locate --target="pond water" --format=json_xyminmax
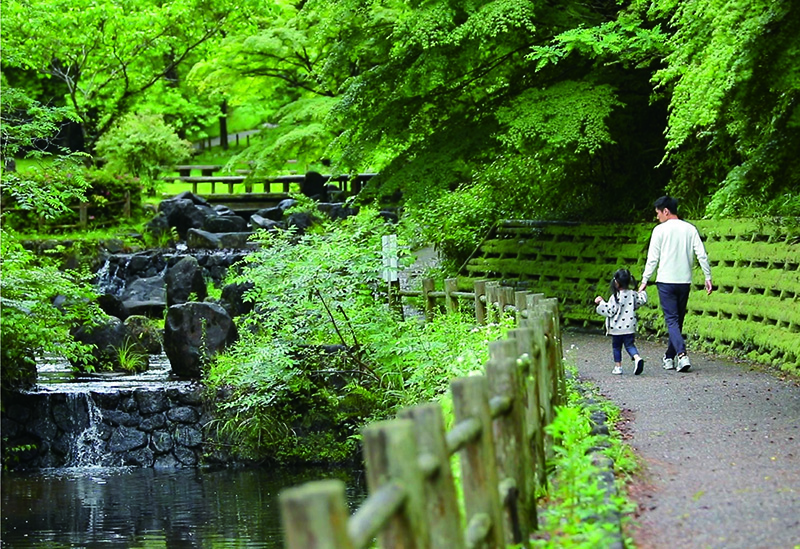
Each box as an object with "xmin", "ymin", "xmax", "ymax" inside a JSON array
[
  {"xmin": 2, "ymin": 355, "xmax": 368, "ymax": 547},
  {"xmin": 2, "ymin": 465, "xmax": 367, "ymax": 548}
]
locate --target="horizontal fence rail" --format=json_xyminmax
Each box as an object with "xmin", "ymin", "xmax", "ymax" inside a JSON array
[
  {"xmin": 161, "ymin": 167, "xmax": 377, "ymax": 196},
  {"xmin": 1, "ymin": 192, "xmax": 132, "ymax": 231},
  {"xmin": 280, "ymin": 289, "xmax": 566, "ymax": 549},
  {"xmin": 396, "ymin": 277, "xmax": 535, "ymax": 326}
]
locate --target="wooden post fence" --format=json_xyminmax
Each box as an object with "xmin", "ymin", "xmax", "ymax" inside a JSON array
[{"xmin": 279, "ymin": 287, "xmax": 565, "ymax": 549}]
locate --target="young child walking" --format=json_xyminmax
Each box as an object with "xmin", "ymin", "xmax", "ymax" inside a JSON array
[{"xmin": 594, "ymin": 269, "xmax": 648, "ymax": 375}]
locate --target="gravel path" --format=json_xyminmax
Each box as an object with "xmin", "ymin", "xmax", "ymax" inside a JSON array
[{"xmin": 563, "ymin": 330, "xmax": 800, "ymax": 549}]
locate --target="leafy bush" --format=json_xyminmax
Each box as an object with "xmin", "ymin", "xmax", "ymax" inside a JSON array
[
  {"xmin": 205, "ymin": 209, "xmax": 512, "ymax": 463},
  {"xmin": 0, "ymin": 230, "xmax": 102, "ymax": 393},
  {"xmin": 2, "ymin": 164, "xmax": 143, "ymax": 232},
  {"xmin": 94, "ymin": 113, "xmax": 192, "ymax": 195}
]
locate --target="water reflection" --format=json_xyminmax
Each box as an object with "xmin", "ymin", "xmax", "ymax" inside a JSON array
[{"xmin": 2, "ymin": 465, "xmax": 367, "ymax": 548}]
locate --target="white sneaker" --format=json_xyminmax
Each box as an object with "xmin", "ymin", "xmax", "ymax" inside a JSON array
[
  {"xmin": 662, "ymin": 356, "xmax": 675, "ymax": 370},
  {"xmin": 676, "ymin": 354, "xmax": 691, "ymax": 372},
  {"xmin": 634, "ymin": 357, "xmax": 644, "ymax": 375},
  {"xmin": 612, "ymin": 366, "xmax": 623, "ymax": 375}
]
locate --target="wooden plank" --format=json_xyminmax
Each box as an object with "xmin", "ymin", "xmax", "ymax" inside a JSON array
[
  {"xmin": 399, "ymin": 403, "xmax": 465, "ymax": 549},
  {"xmin": 451, "ymin": 376, "xmax": 505, "ymax": 548},
  {"xmin": 280, "ymin": 479, "xmax": 354, "ymax": 549},
  {"xmin": 487, "ymin": 339, "xmax": 531, "ymax": 547},
  {"xmin": 362, "ymin": 419, "xmax": 429, "ymax": 548}
]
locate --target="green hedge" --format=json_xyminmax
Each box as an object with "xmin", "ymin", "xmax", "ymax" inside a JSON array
[{"xmin": 460, "ymin": 219, "xmax": 800, "ymax": 375}]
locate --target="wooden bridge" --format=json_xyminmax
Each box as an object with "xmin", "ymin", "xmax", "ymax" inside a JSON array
[{"xmin": 162, "ymin": 165, "xmax": 377, "ymax": 214}]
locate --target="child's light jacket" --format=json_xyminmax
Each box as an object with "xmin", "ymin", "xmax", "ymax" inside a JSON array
[{"xmin": 596, "ymin": 289, "xmax": 648, "ymax": 335}]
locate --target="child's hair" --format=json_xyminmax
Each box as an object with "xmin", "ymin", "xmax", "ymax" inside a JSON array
[{"xmin": 610, "ymin": 269, "xmax": 636, "ymax": 297}]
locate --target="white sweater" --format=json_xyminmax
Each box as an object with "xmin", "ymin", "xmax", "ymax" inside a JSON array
[
  {"xmin": 642, "ymin": 218, "xmax": 712, "ymax": 285},
  {"xmin": 596, "ymin": 289, "xmax": 648, "ymax": 335}
]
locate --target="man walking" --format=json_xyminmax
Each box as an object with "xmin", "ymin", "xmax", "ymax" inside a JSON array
[{"xmin": 639, "ymin": 196, "xmax": 713, "ymax": 372}]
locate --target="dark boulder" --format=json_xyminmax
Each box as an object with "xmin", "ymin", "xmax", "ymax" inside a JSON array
[
  {"xmin": 120, "ymin": 275, "xmax": 167, "ymax": 319},
  {"xmin": 219, "ymin": 281, "xmax": 255, "ymax": 318},
  {"xmin": 158, "ymin": 195, "xmax": 215, "ymax": 240},
  {"xmin": 70, "ymin": 316, "xmax": 128, "ymax": 371},
  {"xmin": 203, "ymin": 214, "xmax": 248, "ymax": 233},
  {"xmin": 124, "ymin": 316, "xmax": 163, "ymax": 354},
  {"xmin": 249, "ymin": 214, "xmax": 283, "ymax": 231},
  {"xmin": 163, "ymin": 302, "xmax": 238, "ymax": 379},
  {"xmin": 254, "ymin": 206, "xmax": 285, "ymax": 222},
  {"xmin": 165, "ymin": 255, "xmax": 206, "ymax": 307},
  {"xmin": 277, "ymin": 198, "xmax": 297, "ymax": 211}
]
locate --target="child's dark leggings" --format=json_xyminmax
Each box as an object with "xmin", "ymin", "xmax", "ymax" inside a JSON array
[{"xmin": 611, "ymin": 333, "xmax": 638, "ymax": 362}]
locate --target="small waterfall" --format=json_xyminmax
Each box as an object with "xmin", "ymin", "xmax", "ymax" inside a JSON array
[
  {"xmin": 67, "ymin": 393, "xmax": 119, "ymax": 467},
  {"xmin": 95, "ymin": 255, "xmax": 131, "ymax": 297}
]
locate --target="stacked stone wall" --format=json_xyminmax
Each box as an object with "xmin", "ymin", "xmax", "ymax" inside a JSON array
[{"xmin": 2, "ymin": 386, "xmax": 208, "ymax": 469}]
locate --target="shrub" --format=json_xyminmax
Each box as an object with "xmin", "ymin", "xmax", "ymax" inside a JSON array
[
  {"xmin": 94, "ymin": 113, "xmax": 192, "ymax": 195},
  {"xmin": 0, "ymin": 230, "xmax": 102, "ymax": 393}
]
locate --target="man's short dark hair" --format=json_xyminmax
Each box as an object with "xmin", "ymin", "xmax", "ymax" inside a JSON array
[{"xmin": 654, "ymin": 196, "xmax": 679, "ymax": 215}]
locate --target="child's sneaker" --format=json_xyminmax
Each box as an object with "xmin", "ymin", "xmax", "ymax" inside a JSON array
[
  {"xmin": 662, "ymin": 356, "xmax": 675, "ymax": 370},
  {"xmin": 612, "ymin": 365, "xmax": 623, "ymax": 375},
  {"xmin": 676, "ymin": 354, "xmax": 691, "ymax": 372},
  {"xmin": 634, "ymin": 357, "xmax": 645, "ymax": 375}
]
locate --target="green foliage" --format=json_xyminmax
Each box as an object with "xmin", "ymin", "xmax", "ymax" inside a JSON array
[
  {"xmin": 3, "ymin": 162, "xmax": 143, "ymax": 233},
  {"xmin": 0, "ymin": 86, "xmax": 80, "ymax": 162},
  {"xmin": 205, "ymin": 210, "xmax": 512, "ymax": 462},
  {"xmin": 94, "ymin": 113, "xmax": 192, "ymax": 195},
  {"xmin": 497, "ymin": 81, "xmax": 623, "ymax": 155},
  {"xmin": 532, "ymin": 371, "xmax": 636, "ymax": 547},
  {"xmin": 1, "ymin": 0, "xmax": 258, "ymax": 147},
  {"xmin": 0, "ymin": 230, "xmax": 102, "ymax": 393},
  {"xmin": 116, "ymin": 339, "xmax": 149, "ymax": 373},
  {"xmin": 1, "ymin": 87, "xmax": 93, "ymax": 225},
  {"xmin": 651, "ymin": 0, "xmax": 800, "ymax": 217}
]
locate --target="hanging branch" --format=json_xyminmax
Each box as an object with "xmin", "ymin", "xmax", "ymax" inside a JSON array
[{"xmin": 314, "ymin": 289, "xmax": 381, "ymax": 383}]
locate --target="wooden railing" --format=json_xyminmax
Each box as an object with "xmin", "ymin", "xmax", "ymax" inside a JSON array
[
  {"xmin": 279, "ymin": 292, "xmax": 566, "ymax": 549},
  {"xmin": 393, "ymin": 277, "xmax": 534, "ymax": 326},
  {"xmin": 161, "ymin": 165, "xmax": 377, "ymax": 196},
  {"xmin": 1, "ymin": 191, "xmax": 132, "ymax": 231}
]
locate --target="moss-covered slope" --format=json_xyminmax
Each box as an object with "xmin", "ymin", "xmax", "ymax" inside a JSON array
[{"xmin": 461, "ymin": 219, "xmax": 800, "ymax": 375}]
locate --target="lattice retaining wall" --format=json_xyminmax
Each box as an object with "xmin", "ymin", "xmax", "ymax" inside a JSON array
[{"xmin": 460, "ymin": 219, "xmax": 800, "ymax": 374}]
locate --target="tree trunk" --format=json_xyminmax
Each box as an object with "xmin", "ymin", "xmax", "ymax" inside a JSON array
[{"xmin": 219, "ymin": 100, "xmax": 229, "ymax": 150}]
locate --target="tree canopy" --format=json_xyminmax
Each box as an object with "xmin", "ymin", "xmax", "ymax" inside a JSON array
[{"xmin": 4, "ymin": 0, "xmax": 798, "ymax": 227}]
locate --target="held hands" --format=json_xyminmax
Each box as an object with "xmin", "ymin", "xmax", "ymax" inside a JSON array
[
  {"xmin": 638, "ymin": 282, "xmax": 647, "ymax": 292},
  {"xmin": 594, "ymin": 296, "xmax": 604, "ymax": 305}
]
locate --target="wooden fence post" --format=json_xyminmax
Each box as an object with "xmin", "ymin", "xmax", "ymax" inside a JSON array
[
  {"xmin": 79, "ymin": 203, "xmax": 88, "ymax": 229},
  {"xmin": 444, "ymin": 278, "xmax": 459, "ymax": 314},
  {"xmin": 451, "ymin": 376, "xmax": 505, "ymax": 549},
  {"xmin": 280, "ymin": 479, "xmax": 355, "ymax": 549},
  {"xmin": 422, "ymin": 278, "xmax": 436, "ymax": 321},
  {"xmin": 514, "ymin": 291, "xmax": 528, "ymax": 325},
  {"xmin": 487, "ymin": 339, "xmax": 531, "ymax": 547},
  {"xmin": 474, "ymin": 280, "xmax": 487, "ymax": 325},
  {"xmin": 526, "ymin": 308, "xmax": 554, "ymax": 430},
  {"xmin": 497, "ymin": 286, "xmax": 509, "ymax": 320},
  {"xmin": 540, "ymin": 299, "xmax": 564, "ymax": 406},
  {"xmin": 509, "ymin": 326, "xmax": 547, "ymax": 493},
  {"xmin": 362, "ymin": 419, "xmax": 429, "ymax": 548},
  {"xmin": 485, "ymin": 282, "xmax": 500, "ymax": 324},
  {"xmin": 399, "ymin": 404, "xmax": 464, "ymax": 549}
]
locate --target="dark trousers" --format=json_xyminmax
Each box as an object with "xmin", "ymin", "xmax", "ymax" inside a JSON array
[
  {"xmin": 611, "ymin": 333, "xmax": 638, "ymax": 363},
  {"xmin": 657, "ymin": 282, "xmax": 691, "ymax": 358}
]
